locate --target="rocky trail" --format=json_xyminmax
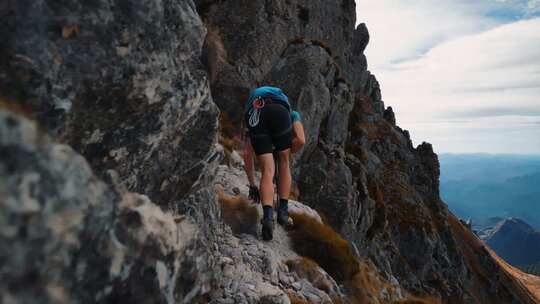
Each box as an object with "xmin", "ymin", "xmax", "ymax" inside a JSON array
[
  {"xmin": 1, "ymin": 0, "xmax": 539, "ymax": 303},
  {"xmin": 0, "ymin": 110, "xmax": 402, "ymax": 303}
]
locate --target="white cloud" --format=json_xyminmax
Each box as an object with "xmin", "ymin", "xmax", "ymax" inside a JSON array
[
  {"xmin": 356, "ymin": 0, "xmax": 498, "ymax": 68},
  {"xmin": 385, "ymin": 18, "xmax": 540, "ymax": 116},
  {"xmin": 355, "ymin": 1, "xmax": 540, "ymax": 154}
]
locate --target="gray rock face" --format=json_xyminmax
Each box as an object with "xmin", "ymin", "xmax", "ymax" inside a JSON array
[
  {"xmin": 263, "ymin": 42, "xmax": 356, "ymax": 232},
  {"xmin": 1, "ymin": 0, "xmax": 219, "ymax": 207},
  {"xmin": 197, "ymin": 0, "xmax": 356, "ymax": 123},
  {"xmin": 0, "ymin": 110, "xmax": 215, "ymax": 304}
]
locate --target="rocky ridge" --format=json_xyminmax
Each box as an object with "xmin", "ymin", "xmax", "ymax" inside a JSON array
[
  {"xmin": 1, "ymin": 0, "xmax": 539, "ymax": 303},
  {"xmin": 1, "ymin": 109, "xmax": 405, "ymax": 303}
]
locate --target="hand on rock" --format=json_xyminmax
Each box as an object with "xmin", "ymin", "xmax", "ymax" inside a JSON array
[{"xmin": 248, "ymin": 185, "xmax": 260, "ymax": 204}]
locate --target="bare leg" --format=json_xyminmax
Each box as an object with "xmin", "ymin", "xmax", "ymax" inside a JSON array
[
  {"xmin": 277, "ymin": 149, "xmax": 291, "ymax": 199},
  {"xmin": 257, "ymin": 153, "xmax": 275, "ymax": 206}
]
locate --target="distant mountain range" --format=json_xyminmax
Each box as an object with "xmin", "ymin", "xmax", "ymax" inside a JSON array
[
  {"xmin": 479, "ymin": 218, "xmax": 540, "ymax": 269},
  {"xmin": 439, "ymin": 154, "xmax": 540, "ymax": 229}
]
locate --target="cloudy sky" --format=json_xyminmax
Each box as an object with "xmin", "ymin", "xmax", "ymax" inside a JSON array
[{"xmin": 355, "ymin": 0, "xmax": 540, "ymax": 154}]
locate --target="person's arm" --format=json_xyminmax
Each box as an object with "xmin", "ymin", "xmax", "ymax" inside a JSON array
[
  {"xmin": 243, "ymin": 135, "xmax": 261, "ymax": 203},
  {"xmin": 292, "ymin": 122, "xmax": 305, "ymax": 153},
  {"xmin": 291, "ymin": 111, "xmax": 305, "ymax": 153},
  {"xmin": 243, "ymin": 136, "xmax": 257, "ymax": 186}
]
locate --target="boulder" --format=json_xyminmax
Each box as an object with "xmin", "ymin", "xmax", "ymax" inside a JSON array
[
  {"xmin": 0, "ymin": 0, "xmax": 219, "ymax": 207},
  {"xmin": 0, "ymin": 109, "xmax": 215, "ymax": 303}
]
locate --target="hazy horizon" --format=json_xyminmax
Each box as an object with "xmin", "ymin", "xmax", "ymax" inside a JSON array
[
  {"xmin": 439, "ymin": 153, "xmax": 540, "ymax": 229},
  {"xmin": 356, "ymin": 0, "xmax": 540, "ymax": 154}
]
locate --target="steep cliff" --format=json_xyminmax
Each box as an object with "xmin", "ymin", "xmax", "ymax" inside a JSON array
[{"xmin": 1, "ymin": 0, "xmax": 538, "ymax": 303}]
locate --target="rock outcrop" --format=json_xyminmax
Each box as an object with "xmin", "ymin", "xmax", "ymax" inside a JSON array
[
  {"xmin": 1, "ymin": 0, "xmax": 539, "ymax": 303},
  {"xmin": 0, "ymin": 109, "xmax": 216, "ymax": 303},
  {"xmin": 1, "ymin": 0, "xmax": 219, "ymax": 207}
]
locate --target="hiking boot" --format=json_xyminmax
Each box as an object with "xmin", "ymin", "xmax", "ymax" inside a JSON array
[
  {"xmin": 277, "ymin": 208, "xmax": 289, "ymax": 226},
  {"xmin": 261, "ymin": 218, "xmax": 273, "ymax": 241}
]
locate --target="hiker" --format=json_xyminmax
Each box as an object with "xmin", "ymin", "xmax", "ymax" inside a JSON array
[{"xmin": 242, "ymin": 86, "xmax": 305, "ymax": 241}]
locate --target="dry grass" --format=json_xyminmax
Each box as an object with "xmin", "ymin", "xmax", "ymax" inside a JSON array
[
  {"xmin": 448, "ymin": 212, "xmax": 540, "ymax": 304},
  {"xmin": 393, "ymin": 296, "xmax": 442, "ymax": 304},
  {"xmin": 289, "ymin": 183, "xmax": 301, "ymax": 201},
  {"xmin": 286, "ymin": 257, "xmax": 333, "ymax": 293},
  {"xmin": 219, "ymin": 135, "xmax": 236, "ymax": 153},
  {"xmin": 288, "ymin": 212, "xmax": 360, "ymax": 283},
  {"xmin": 347, "ymin": 94, "xmax": 401, "ymax": 146},
  {"xmin": 344, "ymin": 260, "xmax": 397, "ymax": 304},
  {"xmin": 289, "ymin": 37, "xmax": 306, "ymax": 45},
  {"xmin": 219, "ymin": 111, "xmax": 237, "ymax": 139},
  {"xmin": 287, "ymin": 211, "xmax": 446, "ymax": 303},
  {"xmin": 486, "ymin": 246, "xmax": 540, "ymax": 303},
  {"xmin": 287, "ymin": 211, "xmax": 388, "ymax": 302},
  {"xmin": 217, "ymin": 190, "xmax": 258, "ymax": 235},
  {"xmin": 0, "ymin": 97, "xmax": 35, "ymax": 119},
  {"xmin": 62, "ymin": 25, "xmax": 79, "ymax": 39},
  {"xmin": 345, "ymin": 261, "xmax": 443, "ymax": 304},
  {"xmin": 202, "ymin": 23, "xmax": 228, "ymax": 84},
  {"xmin": 287, "ymin": 292, "xmax": 311, "ymax": 304},
  {"xmin": 218, "ymin": 111, "xmax": 244, "ymax": 165}
]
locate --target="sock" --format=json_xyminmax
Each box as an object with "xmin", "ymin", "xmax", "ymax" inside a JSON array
[
  {"xmin": 263, "ymin": 205, "xmax": 273, "ymax": 220},
  {"xmin": 279, "ymin": 198, "xmax": 288, "ymax": 211}
]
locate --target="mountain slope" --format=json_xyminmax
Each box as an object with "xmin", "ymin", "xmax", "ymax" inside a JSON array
[
  {"xmin": 439, "ymin": 154, "xmax": 540, "ymax": 229},
  {"xmin": 480, "ymin": 218, "xmax": 540, "ymax": 267}
]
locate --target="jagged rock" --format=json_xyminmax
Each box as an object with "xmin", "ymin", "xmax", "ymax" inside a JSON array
[
  {"xmin": 262, "ymin": 41, "xmax": 357, "ymax": 233},
  {"xmin": 353, "ymin": 23, "xmax": 370, "ymax": 55},
  {"xmin": 0, "ymin": 109, "xmax": 215, "ymax": 303},
  {"xmin": 0, "ymin": 0, "xmax": 220, "ymax": 207},
  {"xmin": 351, "ymin": 23, "xmax": 370, "ymax": 93},
  {"xmin": 267, "ymin": 42, "xmax": 354, "ymax": 150},
  {"xmin": 297, "ymin": 145, "xmax": 356, "ymax": 232},
  {"xmin": 383, "ymin": 106, "xmax": 396, "ymax": 125},
  {"xmin": 198, "ymin": 0, "xmax": 357, "ymax": 124}
]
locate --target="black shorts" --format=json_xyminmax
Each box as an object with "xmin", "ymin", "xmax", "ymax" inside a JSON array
[{"xmin": 245, "ymin": 103, "xmax": 292, "ymax": 155}]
